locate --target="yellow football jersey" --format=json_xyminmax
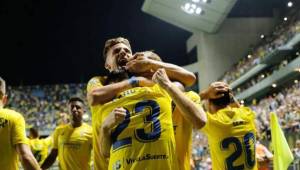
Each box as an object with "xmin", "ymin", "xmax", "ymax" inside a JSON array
[
  {"xmin": 201, "ymin": 106, "xmax": 258, "ymax": 170},
  {"xmin": 97, "ymin": 85, "xmax": 178, "ymax": 170},
  {"xmin": 52, "ymin": 123, "xmax": 93, "ymax": 170},
  {"xmin": 87, "ymin": 76, "xmax": 109, "ymax": 170},
  {"xmin": 173, "ymin": 91, "xmax": 201, "ymax": 170},
  {"xmin": 29, "ymin": 136, "xmax": 52, "ymax": 165},
  {"xmin": 0, "ymin": 108, "xmax": 29, "ymax": 170}
]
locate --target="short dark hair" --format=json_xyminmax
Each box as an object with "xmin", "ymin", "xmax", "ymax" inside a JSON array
[
  {"xmin": 103, "ymin": 37, "xmax": 131, "ymax": 61},
  {"xmin": 29, "ymin": 127, "xmax": 39, "ymax": 138},
  {"xmin": 0, "ymin": 77, "xmax": 6, "ymax": 98},
  {"xmin": 68, "ymin": 97, "xmax": 85, "ymax": 104},
  {"xmin": 210, "ymin": 91, "xmax": 233, "ymax": 107}
]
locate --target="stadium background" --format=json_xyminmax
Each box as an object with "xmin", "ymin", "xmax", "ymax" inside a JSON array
[{"xmin": 1, "ymin": 0, "xmax": 300, "ymax": 169}]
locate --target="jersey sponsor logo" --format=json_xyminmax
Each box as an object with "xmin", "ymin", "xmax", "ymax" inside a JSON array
[
  {"xmin": 125, "ymin": 153, "xmax": 169, "ymax": 165},
  {"xmin": 233, "ymin": 120, "xmax": 245, "ymax": 126},
  {"xmin": 63, "ymin": 142, "xmax": 81, "ymax": 149},
  {"xmin": 0, "ymin": 117, "xmax": 8, "ymax": 128}
]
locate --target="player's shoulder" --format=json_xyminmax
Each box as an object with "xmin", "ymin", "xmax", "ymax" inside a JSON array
[
  {"xmin": 82, "ymin": 123, "xmax": 92, "ymax": 131},
  {"xmin": 87, "ymin": 76, "xmax": 107, "ymax": 92},
  {"xmin": 0, "ymin": 108, "xmax": 24, "ymax": 121},
  {"xmin": 235, "ymin": 106, "xmax": 256, "ymax": 117},
  {"xmin": 87, "ymin": 76, "xmax": 106, "ymax": 86},
  {"xmin": 185, "ymin": 91, "xmax": 200, "ymax": 101},
  {"xmin": 54, "ymin": 124, "xmax": 69, "ymax": 133}
]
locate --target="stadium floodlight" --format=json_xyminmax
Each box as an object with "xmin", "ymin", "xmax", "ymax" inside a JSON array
[
  {"xmin": 260, "ymin": 74, "xmax": 265, "ymax": 78},
  {"xmin": 192, "ymin": 0, "xmax": 200, "ymax": 3},
  {"xmin": 295, "ymin": 80, "xmax": 299, "ymax": 84},
  {"xmin": 181, "ymin": 2, "xmax": 203, "ymax": 15},
  {"xmin": 272, "ymin": 83, "xmax": 277, "ymax": 88},
  {"xmin": 260, "ymin": 34, "xmax": 265, "ymax": 39},
  {"xmin": 195, "ymin": 7, "xmax": 202, "ymax": 14},
  {"xmin": 247, "ymin": 54, "xmax": 252, "ymax": 59},
  {"xmin": 284, "ymin": 17, "xmax": 288, "ymax": 21},
  {"xmin": 287, "ymin": 1, "xmax": 293, "ymax": 7}
]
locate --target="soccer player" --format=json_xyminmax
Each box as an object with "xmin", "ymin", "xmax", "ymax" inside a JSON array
[
  {"xmin": 172, "ymin": 91, "xmax": 203, "ymax": 170},
  {"xmin": 0, "ymin": 77, "xmax": 40, "ymax": 170},
  {"xmin": 87, "ymin": 37, "xmax": 196, "ymax": 170},
  {"xmin": 41, "ymin": 97, "xmax": 92, "ymax": 170},
  {"xmin": 28, "ymin": 128, "xmax": 52, "ymax": 165},
  {"xmin": 199, "ymin": 82, "xmax": 258, "ymax": 170},
  {"xmin": 131, "ymin": 51, "xmax": 204, "ymax": 170},
  {"xmin": 101, "ymin": 68, "xmax": 206, "ymax": 170}
]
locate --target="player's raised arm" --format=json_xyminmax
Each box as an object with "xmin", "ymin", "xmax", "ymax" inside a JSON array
[
  {"xmin": 199, "ymin": 81, "xmax": 230, "ymax": 100},
  {"xmin": 99, "ymin": 107, "xmax": 127, "ymax": 158},
  {"xmin": 87, "ymin": 76, "xmax": 154, "ymax": 106},
  {"xmin": 126, "ymin": 51, "xmax": 196, "ymax": 87},
  {"xmin": 153, "ymin": 68, "xmax": 206, "ymax": 129}
]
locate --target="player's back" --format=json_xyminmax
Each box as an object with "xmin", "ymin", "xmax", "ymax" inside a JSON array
[
  {"xmin": 29, "ymin": 136, "xmax": 52, "ymax": 165},
  {"xmin": 201, "ymin": 106, "xmax": 258, "ymax": 170},
  {"xmin": 0, "ymin": 108, "xmax": 27, "ymax": 170},
  {"xmin": 100, "ymin": 85, "xmax": 178, "ymax": 170}
]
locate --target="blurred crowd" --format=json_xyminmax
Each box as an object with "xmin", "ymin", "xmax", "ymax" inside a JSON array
[
  {"xmin": 222, "ymin": 8, "xmax": 300, "ymax": 85},
  {"xmin": 251, "ymin": 80, "xmax": 300, "ymax": 146},
  {"xmin": 7, "ymin": 84, "xmax": 88, "ymax": 132},
  {"xmin": 233, "ymin": 53, "xmax": 299, "ymax": 94}
]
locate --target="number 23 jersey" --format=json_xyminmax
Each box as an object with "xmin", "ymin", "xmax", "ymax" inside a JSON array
[
  {"xmin": 201, "ymin": 106, "xmax": 258, "ymax": 170},
  {"xmin": 100, "ymin": 85, "xmax": 178, "ymax": 170}
]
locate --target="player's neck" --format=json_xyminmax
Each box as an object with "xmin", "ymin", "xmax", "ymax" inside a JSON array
[
  {"xmin": 71, "ymin": 121, "xmax": 82, "ymax": 128},
  {"xmin": 210, "ymin": 105, "xmax": 227, "ymax": 114}
]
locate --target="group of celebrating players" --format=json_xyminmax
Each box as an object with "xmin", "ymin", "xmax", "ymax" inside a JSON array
[{"xmin": 0, "ymin": 37, "xmax": 257, "ymax": 170}]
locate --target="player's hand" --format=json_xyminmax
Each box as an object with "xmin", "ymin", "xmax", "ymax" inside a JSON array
[
  {"xmin": 104, "ymin": 107, "xmax": 127, "ymax": 130},
  {"xmin": 125, "ymin": 52, "xmax": 155, "ymax": 73},
  {"xmin": 152, "ymin": 68, "xmax": 172, "ymax": 89},
  {"xmin": 136, "ymin": 76, "xmax": 155, "ymax": 87},
  {"xmin": 256, "ymin": 155, "xmax": 265, "ymax": 162},
  {"xmin": 200, "ymin": 81, "xmax": 231, "ymax": 99}
]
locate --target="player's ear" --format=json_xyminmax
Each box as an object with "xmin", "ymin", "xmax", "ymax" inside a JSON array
[
  {"xmin": 105, "ymin": 63, "xmax": 111, "ymax": 71},
  {"xmin": 2, "ymin": 95, "xmax": 7, "ymax": 106}
]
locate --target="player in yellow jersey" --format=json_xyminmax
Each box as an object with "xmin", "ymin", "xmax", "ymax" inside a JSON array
[
  {"xmin": 169, "ymin": 84, "xmax": 205, "ymax": 170},
  {"xmin": 41, "ymin": 97, "xmax": 92, "ymax": 170},
  {"xmin": 199, "ymin": 82, "xmax": 258, "ymax": 170},
  {"xmin": 87, "ymin": 37, "xmax": 196, "ymax": 170},
  {"xmin": 127, "ymin": 52, "xmax": 205, "ymax": 170},
  {"xmin": 100, "ymin": 68, "xmax": 207, "ymax": 170},
  {"xmin": 28, "ymin": 128, "xmax": 52, "ymax": 165},
  {"xmin": 0, "ymin": 77, "xmax": 40, "ymax": 170}
]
